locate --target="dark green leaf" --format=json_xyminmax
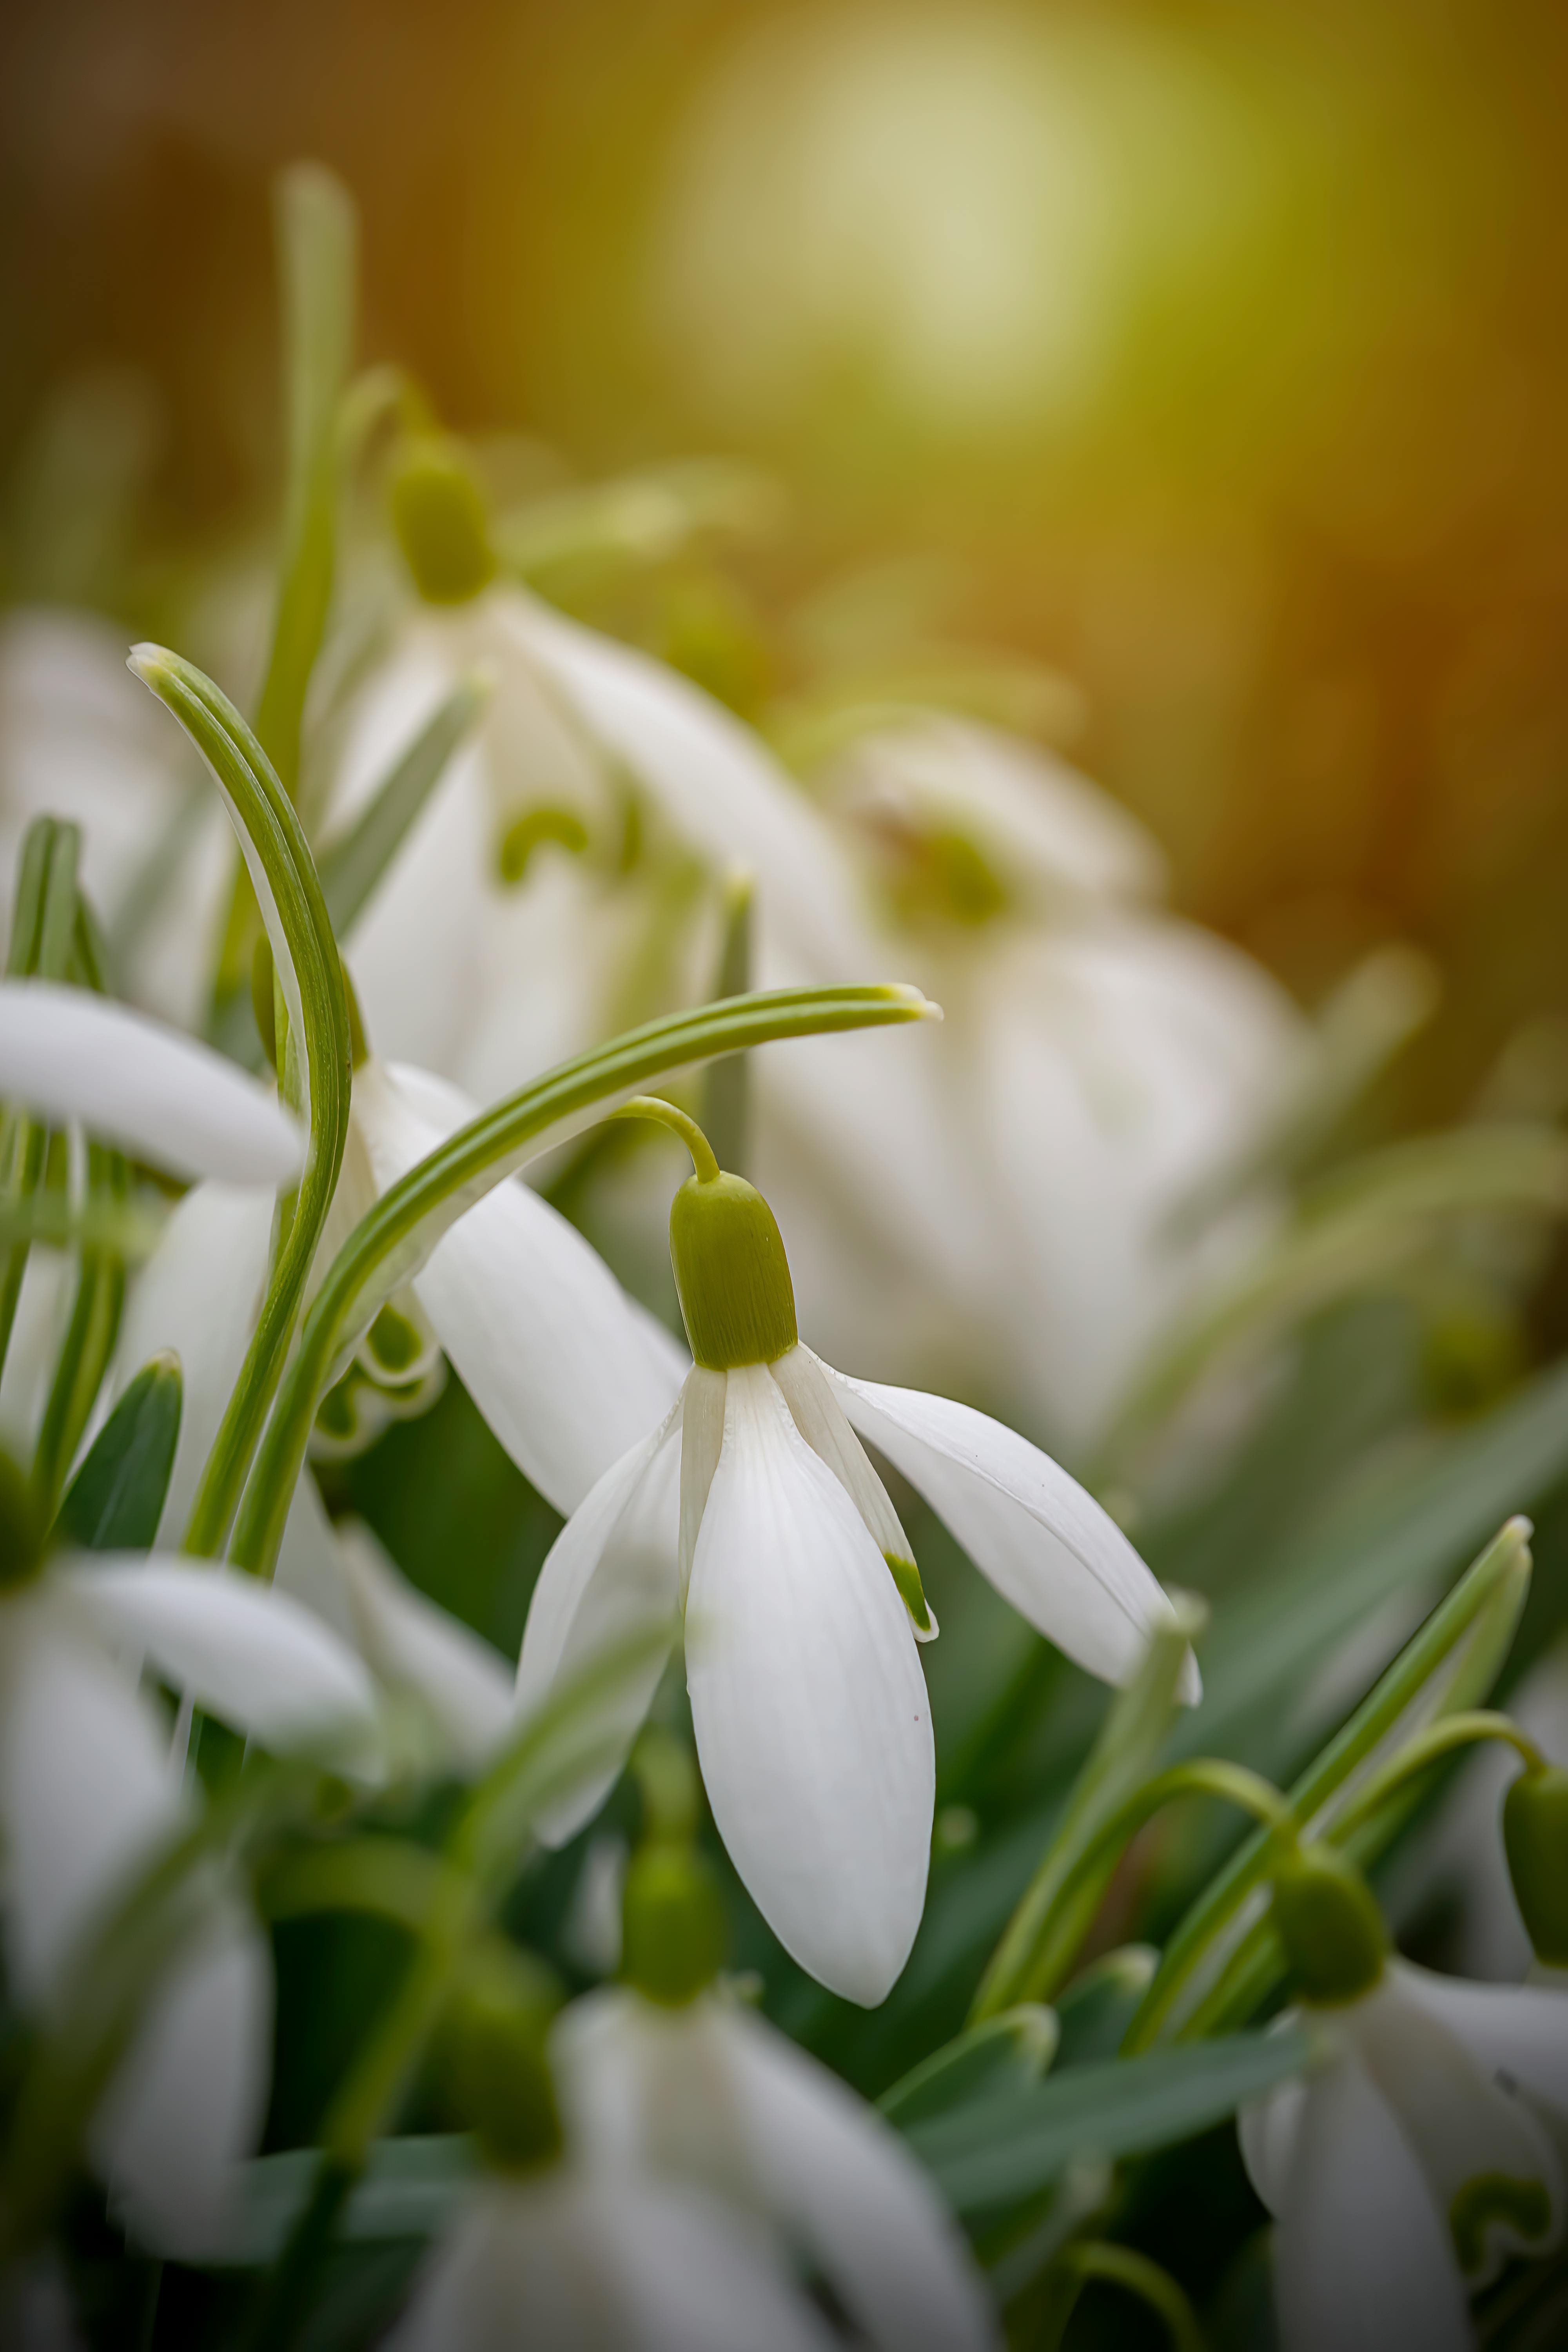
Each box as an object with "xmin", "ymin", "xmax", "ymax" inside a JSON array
[
  {"xmin": 318, "ymin": 674, "xmax": 489, "ymax": 941},
  {"xmin": 880, "ymin": 2004, "xmax": 1057, "ymax": 2128},
  {"xmin": 54, "ymin": 1352, "xmax": 181, "ymax": 1552}
]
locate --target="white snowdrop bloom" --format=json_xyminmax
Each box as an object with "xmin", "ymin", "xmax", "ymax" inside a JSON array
[
  {"xmin": 0, "ymin": 980, "xmax": 303, "ymax": 1187},
  {"xmin": 388, "ymin": 2168, "xmax": 837, "ymax": 2352},
  {"xmin": 555, "ymin": 1986, "xmax": 997, "ymax": 2352},
  {"xmin": 0, "ymin": 1515, "xmax": 381, "ymax": 2256},
  {"xmin": 0, "ymin": 609, "xmax": 231, "ymax": 1031},
  {"xmin": 516, "ymin": 1109, "xmax": 1196, "ymax": 2005},
  {"xmin": 1238, "ymin": 1848, "xmax": 1566, "ymax": 2352},
  {"xmin": 330, "ymin": 1515, "xmax": 515, "ymax": 1774}
]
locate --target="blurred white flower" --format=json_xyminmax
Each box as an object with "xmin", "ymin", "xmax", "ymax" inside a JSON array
[
  {"xmin": 555, "ymin": 1984, "xmax": 997, "ymax": 2352},
  {"xmin": 516, "ymin": 1150, "xmax": 1194, "ymax": 2005},
  {"xmin": 0, "ymin": 1544, "xmax": 379, "ymax": 2256},
  {"xmin": 1240, "ymin": 1959, "xmax": 1567, "ymax": 2350}
]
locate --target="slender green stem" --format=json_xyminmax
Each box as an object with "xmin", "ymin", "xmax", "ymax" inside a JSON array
[
  {"xmin": 1049, "ymin": 2243, "xmax": 1207, "ymax": 2352},
  {"xmin": 1123, "ymin": 1517, "xmax": 1532, "ymax": 2053},
  {"xmin": 700, "ymin": 868, "xmax": 754, "ymax": 1174},
  {"xmin": 131, "ymin": 650, "xmax": 352, "ymax": 1557},
  {"xmin": 229, "ymin": 983, "xmax": 934, "ymax": 1578},
  {"xmin": 1331, "ymin": 1710, "xmax": 1543, "ymax": 1842},
  {"xmin": 611, "ymin": 1094, "xmax": 721, "ymax": 1181},
  {"xmin": 0, "ymin": 821, "xmax": 82, "ymax": 1377}
]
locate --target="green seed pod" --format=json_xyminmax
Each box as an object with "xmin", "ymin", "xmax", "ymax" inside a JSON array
[
  {"xmin": 390, "ymin": 434, "xmax": 496, "ymax": 606},
  {"xmin": 0, "ymin": 1446, "xmax": 44, "ymax": 1589},
  {"xmin": 439, "ymin": 1944, "xmax": 564, "ymax": 2173},
  {"xmin": 668, "ymin": 1171, "xmax": 797, "ymax": 1370},
  {"xmin": 1271, "ymin": 1846, "xmax": 1388, "ymax": 2005},
  {"xmin": 1503, "ymin": 1766, "xmax": 1568, "ymax": 1969},
  {"xmin": 622, "ymin": 1841, "xmax": 728, "ymax": 2007}
]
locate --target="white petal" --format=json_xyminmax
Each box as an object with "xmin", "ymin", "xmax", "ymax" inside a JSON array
[
  {"xmin": 553, "ymin": 1987, "xmax": 759, "ymax": 2196},
  {"xmin": 1272, "ymin": 2053, "xmax": 1474, "ymax": 2352},
  {"xmin": 1392, "ymin": 1961, "xmax": 1568, "ymax": 2125},
  {"xmin": 59, "ymin": 1558, "xmax": 381, "ymax": 1773},
  {"xmin": 1347, "ymin": 1971, "xmax": 1562, "ymax": 2285},
  {"xmin": 768, "ymin": 1345, "xmax": 924, "ymax": 1628},
  {"xmin": 686, "ymin": 1364, "xmax": 933, "ymax": 2005},
  {"xmin": 679, "ymin": 1366, "xmax": 726, "ymax": 1605},
  {"xmin": 109, "ymin": 1180, "xmax": 275, "ymax": 1543},
  {"xmin": 721, "ymin": 2002, "xmax": 997, "ymax": 2352},
  {"xmin": 273, "ymin": 1463, "xmax": 361, "ymax": 1647},
  {"xmin": 822, "ymin": 1358, "xmax": 1200, "ymax": 1702},
  {"xmin": 0, "ymin": 1597, "xmax": 184, "ymax": 2004},
  {"xmin": 1237, "ymin": 2050, "xmax": 1310, "ymax": 2218},
  {"xmin": 357, "ymin": 1059, "xmax": 684, "ymax": 1515},
  {"xmin": 0, "ymin": 981, "xmax": 302, "ymax": 1185},
  {"xmin": 514, "ymin": 1401, "xmax": 683, "ymax": 1845},
  {"xmin": 334, "ymin": 1517, "xmax": 514, "ymax": 1771},
  {"xmin": 91, "ymin": 1895, "xmax": 272, "ymax": 2261}
]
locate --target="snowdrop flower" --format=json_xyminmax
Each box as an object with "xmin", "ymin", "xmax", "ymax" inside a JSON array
[
  {"xmin": 0, "ymin": 1463, "xmax": 379, "ymax": 2257},
  {"xmin": 517, "ymin": 1100, "xmax": 1196, "ymax": 2005},
  {"xmin": 553, "ymin": 1821, "xmax": 997, "ymax": 2352},
  {"xmin": 387, "ymin": 1942, "xmax": 839, "ymax": 2352},
  {"xmin": 0, "ymin": 980, "xmax": 302, "ymax": 1188},
  {"xmin": 1239, "ymin": 1846, "xmax": 1566, "ymax": 2352}
]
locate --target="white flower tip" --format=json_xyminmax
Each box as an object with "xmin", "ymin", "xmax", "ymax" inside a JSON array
[
  {"xmin": 125, "ymin": 642, "xmax": 171, "ymax": 688},
  {"xmin": 886, "ymin": 982, "xmax": 943, "ymax": 1022},
  {"xmin": 1504, "ymin": 1514, "xmax": 1535, "ymax": 1547}
]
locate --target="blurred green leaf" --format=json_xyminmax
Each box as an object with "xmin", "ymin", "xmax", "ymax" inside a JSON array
[
  {"xmin": 53, "ymin": 1352, "xmax": 181, "ymax": 1552},
  {"xmin": 880, "ymin": 2004, "xmax": 1058, "ymax": 2128},
  {"xmin": 902, "ymin": 2031, "xmax": 1310, "ymax": 2215}
]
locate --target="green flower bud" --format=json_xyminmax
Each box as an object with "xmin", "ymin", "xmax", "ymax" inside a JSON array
[
  {"xmin": 0, "ymin": 1447, "xmax": 44, "ymax": 1589},
  {"xmin": 1271, "ymin": 1846, "xmax": 1387, "ymax": 2005},
  {"xmin": 390, "ymin": 435, "xmax": 496, "ymax": 606},
  {"xmin": 669, "ymin": 1170, "xmax": 797, "ymax": 1371},
  {"xmin": 438, "ymin": 1944, "xmax": 563, "ymax": 2173},
  {"xmin": 1503, "ymin": 1765, "xmax": 1568, "ymax": 1968},
  {"xmin": 622, "ymin": 1840, "xmax": 728, "ymax": 2007}
]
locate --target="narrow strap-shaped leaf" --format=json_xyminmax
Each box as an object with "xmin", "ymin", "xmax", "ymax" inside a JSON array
[
  {"xmin": 230, "ymin": 982, "xmax": 937, "ymax": 1579},
  {"xmin": 316, "ymin": 673, "xmax": 490, "ymax": 940},
  {"xmin": 31, "ymin": 1139, "xmax": 127, "ymax": 1515},
  {"xmin": 899, "ymin": 2030, "xmax": 1310, "ymax": 2214},
  {"xmin": 53, "ymin": 1352, "xmax": 182, "ymax": 1552},
  {"xmin": 0, "ymin": 821, "xmax": 81, "ymax": 1377},
  {"xmin": 698, "ymin": 867, "xmax": 753, "ymax": 1176},
  {"xmin": 130, "ymin": 648, "xmax": 352, "ymax": 1556},
  {"xmin": 880, "ymin": 2005, "xmax": 1058, "ymax": 2127}
]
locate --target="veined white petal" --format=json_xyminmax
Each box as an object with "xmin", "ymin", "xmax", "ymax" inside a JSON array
[
  {"xmin": 0, "ymin": 981, "xmax": 302, "ymax": 1185},
  {"xmin": 388, "ymin": 2171, "xmax": 833, "ymax": 2352},
  {"xmin": 91, "ymin": 1895, "xmax": 272, "ymax": 2262},
  {"xmin": 768, "ymin": 1346, "xmax": 927, "ymax": 1633},
  {"xmin": 356, "ymin": 1059, "xmax": 684, "ymax": 1515},
  {"xmin": 821, "ymin": 1358, "xmax": 1199, "ymax": 1702},
  {"xmin": 686, "ymin": 1363, "xmax": 933, "ymax": 2005},
  {"xmin": 1272, "ymin": 2052, "xmax": 1473, "ymax": 2352},
  {"xmin": 679, "ymin": 1366, "xmax": 726, "ymax": 1606},
  {"xmin": 514, "ymin": 1401, "xmax": 684, "ymax": 1846},
  {"xmin": 554, "ymin": 1989, "xmax": 759, "ymax": 2202},
  {"xmin": 0, "ymin": 1596, "xmax": 184, "ymax": 2005},
  {"xmin": 720, "ymin": 2001, "xmax": 997, "ymax": 2352},
  {"xmin": 274, "ymin": 1465, "xmax": 360, "ymax": 1646},
  {"xmin": 1237, "ymin": 2040, "xmax": 1312, "ymax": 2218},
  {"xmin": 59, "ymin": 1559, "xmax": 381, "ymax": 1775},
  {"xmin": 334, "ymin": 1517, "xmax": 513, "ymax": 1771},
  {"xmin": 109, "ymin": 1180, "xmax": 276, "ymax": 1543},
  {"xmin": 1385, "ymin": 1960, "xmax": 1568, "ymax": 2155},
  {"xmin": 1347, "ymin": 1971, "xmax": 1561, "ymax": 2285}
]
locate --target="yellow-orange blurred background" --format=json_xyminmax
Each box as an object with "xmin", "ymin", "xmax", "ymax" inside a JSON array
[{"xmin": 4, "ymin": 0, "xmax": 1568, "ymax": 1123}]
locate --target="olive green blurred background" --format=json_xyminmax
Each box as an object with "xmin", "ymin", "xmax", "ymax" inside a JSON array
[{"xmin": 4, "ymin": 0, "xmax": 1567, "ymax": 1120}]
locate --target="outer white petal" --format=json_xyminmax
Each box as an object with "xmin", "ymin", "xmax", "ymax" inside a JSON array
[
  {"xmin": 720, "ymin": 2002, "xmax": 997, "ymax": 2352},
  {"xmin": 334, "ymin": 1517, "xmax": 514, "ymax": 1770},
  {"xmin": 108, "ymin": 1179, "xmax": 275, "ymax": 1542},
  {"xmin": 1272, "ymin": 2053, "xmax": 1474, "ymax": 2352},
  {"xmin": 0, "ymin": 981, "xmax": 302, "ymax": 1185},
  {"xmin": 554, "ymin": 1988, "xmax": 758, "ymax": 2198},
  {"xmin": 1389, "ymin": 1959, "xmax": 1568, "ymax": 2137},
  {"xmin": 356, "ymin": 1059, "xmax": 684, "ymax": 1515},
  {"xmin": 90, "ymin": 1895, "xmax": 272, "ymax": 2261},
  {"xmin": 822, "ymin": 1358, "xmax": 1200, "ymax": 1701},
  {"xmin": 686, "ymin": 1364, "xmax": 933, "ymax": 2005},
  {"xmin": 1347, "ymin": 1972, "xmax": 1562, "ymax": 2284},
  {"xmin": 0, "ymin": 1596, "xmax": 183, "ymax": 2002},
  {"xmin": 1237, "ymin": 2059, "xmax": 1310, "ymax": 2218},
  {"xmin": 678, "ymin": 1365, "xmax": 726, "ymax": 1604},
  {"xmin": 387, "ymin": 2171, "xmax": 832, "ymax": 2352},
  {"xmin": 59, "ymin": 1558, "xmax": 381, "ymax": 1772},
  {"xmin": 514, "ymin": 1401, "xmax": 684, "ymax": 1845},
  {"xmin": 768, "ymin": 1345, "xmax": 917, "ymax": 1586}
]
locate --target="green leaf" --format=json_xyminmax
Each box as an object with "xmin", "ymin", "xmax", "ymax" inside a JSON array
[
  {"xmin": 901, "ymin": 2031, "xmax": 1310, "ymax": 2215},
  {"xmin": 698, "ymin": 868, "xmax": 754, "ymax": 1177},
  {"xmin": 0, "ymin": 819, "xmax": 82, "ymax": 1376},
  {"xmin": 230, "ymin": 982, "xmax": 937, "ymax": 1578},
  {"xmin": 1052, "ymin": 1946, "xmax": 1160, "ymax": 2069},
  {"xmin": 53, "ymin": 1353, "xmax": 181, "ymax": 1552},
  {"xmin": 253, "ymin": 162, "xmax": 358, "ymax": 798},
  {"xmin": 224, "ymin": 2137, "xmax": 474, "ymax": 2265},
  {"xmin": 880, "ymin": 2005, "xmax": 1058, "ymax": 2128},
  {"xmin": 317, "ymin": 673, "xmax": 490, "ymax": 942},
  {"xmin": 129, "ymin": 648, "xmax": 352, "ymax": 1557}
]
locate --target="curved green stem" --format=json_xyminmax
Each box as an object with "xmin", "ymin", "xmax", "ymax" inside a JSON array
[
  {"xmin": 229, "ymin": 982, "xmax": 934, "ymax": 1577},
  {"xmin": 131, "ymin": 650, "xmax": 352, "ymax": 1557},
  {"xmin": 1049, "ymin": 2243, "xmax": 1206, "ymax": 2352},
  {"xmin": 0, "ymin": 820, "xmax": 81, "ymax": 1377},
  {"xmin": 611, "ymin": 1094, "xmax": 721, "ymax": 1181},
  {"xmin": 1330, "ymin": 1710, "xmax": 1543, "ymax": 1843}
]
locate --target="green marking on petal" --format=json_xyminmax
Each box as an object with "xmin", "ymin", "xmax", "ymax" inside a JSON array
[
  {"xmin": 887, "ymin": 1550, "xmax": 936, "ymax": 1639},
  {"xmin": 365, "ymin": 1302, "xmax": 423, "ymax": 1378},
  {"xmin": 1450, "ymin": 2173, "xmax": 1553, "ymax": 2276},
  {"xmin": 496, "ymin": 805, "xmax": 590, "ymax": 884}
]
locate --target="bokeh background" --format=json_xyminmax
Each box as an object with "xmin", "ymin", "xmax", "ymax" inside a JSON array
[{"xmin": 5, "ymin": 0, "xmax": 1568, "ymax": 1127}]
